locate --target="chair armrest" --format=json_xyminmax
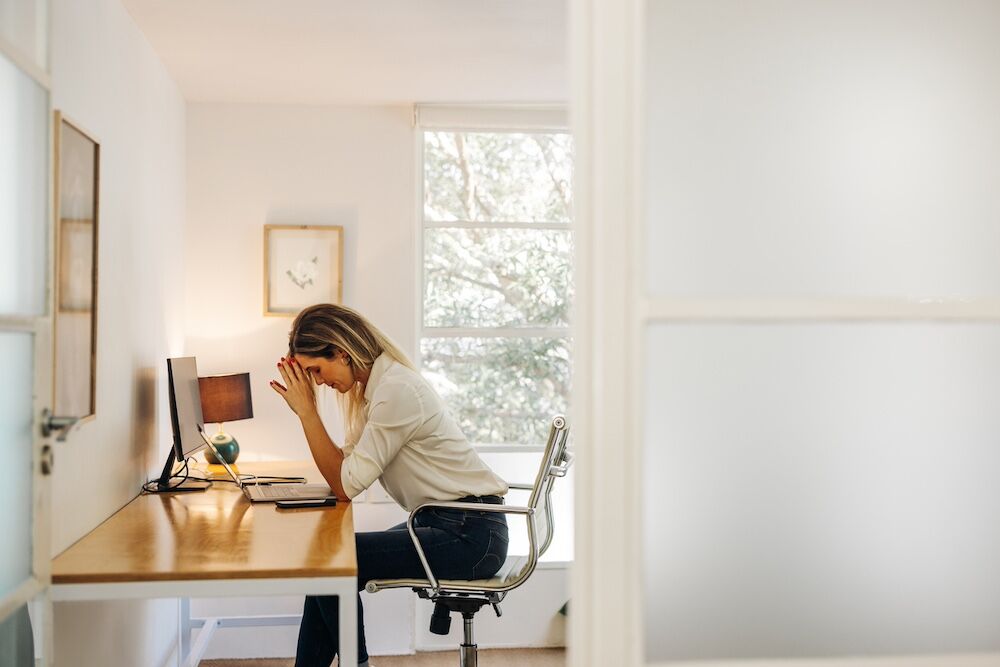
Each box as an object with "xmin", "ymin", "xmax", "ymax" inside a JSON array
[
  {"xmin": 405, "ymin": 500, "xmax": 534, "ymax": 591},
  {"xmin": 507, "ymin": 483, "xmax": 533, "ymax": 491}
]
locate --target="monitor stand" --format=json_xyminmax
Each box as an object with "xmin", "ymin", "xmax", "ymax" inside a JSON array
[{"xmin": 152, "ymin": 446, "xmax": 210, "ymax": 493}]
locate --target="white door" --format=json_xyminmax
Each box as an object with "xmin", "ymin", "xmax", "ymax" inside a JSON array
[
  {"xmin": 0, "ymin": 1, "xmax": 54, "ymax": 664},
  {"xmin": 572, "ymin": 1, "xmax": 1000, "ymax": 666}
]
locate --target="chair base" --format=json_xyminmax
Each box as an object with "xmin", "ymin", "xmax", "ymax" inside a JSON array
[
  {"xmin": 460, "ymin": 639, "xmax": 478, "ymax": 667},
  {"xmin": 421, "ymin": 593, "xmax": 501, "ymax": 666},
  {"xmin": 459, "ymin": 613, "xmax": 478, "ymax": 667}
]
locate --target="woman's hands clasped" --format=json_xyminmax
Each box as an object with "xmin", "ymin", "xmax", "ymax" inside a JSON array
[{"xmin": 270, "ymin": 357, "xmax": 317, "ymax": 418}]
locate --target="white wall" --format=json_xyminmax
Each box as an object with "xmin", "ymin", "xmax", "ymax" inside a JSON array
[
  {"xmin": 642, "ymin": 0, "xmax": 1000, "ymax": 662},
  {"xmin": 48, "ymin": 0, "xmax": 187, "ymax": 664}
]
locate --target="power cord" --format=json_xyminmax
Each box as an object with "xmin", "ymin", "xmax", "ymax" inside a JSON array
[
  {"xmin": 141, "ymin": 456, "xmax": 194, "ymax": 494},
  {"xmin": 141, "ymin": 457, "xmax": 307, "ymax": 494},
  {"xmin": 141, "ymin": 456, "xmax": 238, "ymax": 494}
]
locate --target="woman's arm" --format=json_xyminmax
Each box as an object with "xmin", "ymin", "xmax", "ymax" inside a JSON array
[
  {"xmin": 297, "ymin": 410, "xmax": 348, "ymax": 499},
  {"xmin": 271, "ymin": 357, "xmax": 349, "ymax": 500}
]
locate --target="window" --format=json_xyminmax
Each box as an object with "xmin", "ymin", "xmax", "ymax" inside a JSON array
[
  {"xmin": 416, "ymin": 108, "xmax": 575, "ymax": 562},
  {"xmin": 419, "ymin": 128, "xmax": 574, "ymax": 450}
]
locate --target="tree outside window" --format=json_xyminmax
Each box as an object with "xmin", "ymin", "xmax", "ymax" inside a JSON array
[{"xmin": 421, "ymin": 130, "xmax": 573, "ymax": 448}]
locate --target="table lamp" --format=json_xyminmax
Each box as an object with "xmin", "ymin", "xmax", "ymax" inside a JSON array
[{"xmin": 198, "ymin": 372, "xmax": 253, "ymax": 464}]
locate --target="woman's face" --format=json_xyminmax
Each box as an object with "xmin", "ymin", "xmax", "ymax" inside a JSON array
[{"xmin": 293, "ymin": 352, "xmax": 355, "ymax": 393}]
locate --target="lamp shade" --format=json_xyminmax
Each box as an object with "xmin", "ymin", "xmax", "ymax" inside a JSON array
[{"xmin": 198, "ymin": 373, "xmax": 253, "ymax": 423}]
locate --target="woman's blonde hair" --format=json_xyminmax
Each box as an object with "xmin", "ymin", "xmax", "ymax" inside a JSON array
[{"xmin": 288, "ymin": 303, "xmax": 414, "ymax": 440}]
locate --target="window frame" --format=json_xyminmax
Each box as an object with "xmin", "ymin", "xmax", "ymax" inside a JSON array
[{"xmin": 415, "ymin": 120, "xmax": 573, "ymax": 453}]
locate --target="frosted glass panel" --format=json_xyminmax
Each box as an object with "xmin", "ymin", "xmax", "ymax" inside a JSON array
[
  {"xmin": 0, "ymin": 52, "xmax": 48, "ymax": 316},
  {"xmin": 644, "ymin": 1, "xmax": 1000, "ymax": 298},
  {"xmin": 0, "ymin": 0, "xmax": 48, "ymax": 71},
  {"xmin": 643, "ymin": 324, "xmax": 1000, "ymax": 660},
  {"xmin": 0, "ymin": 333, "xmax": 34, "ymax": 601}
]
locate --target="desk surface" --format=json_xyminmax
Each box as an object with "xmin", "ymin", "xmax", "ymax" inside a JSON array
[{"xmin": 52, "ymin": 461, "xmax": 357, "ymax": 584}]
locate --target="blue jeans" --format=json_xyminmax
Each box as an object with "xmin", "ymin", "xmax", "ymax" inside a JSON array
[{"xmin": 294, "ymin": 496, "xmax": 509, "ymax": 667}]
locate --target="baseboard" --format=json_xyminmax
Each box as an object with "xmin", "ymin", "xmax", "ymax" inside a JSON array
[{"xmin": 376, "ymin": 642, "xmax": 566, "ymax": 656}]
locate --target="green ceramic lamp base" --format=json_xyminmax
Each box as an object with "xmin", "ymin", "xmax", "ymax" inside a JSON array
[{"xmin": 204, "ymin": 428, "xmax": 240, "ymax": 464}]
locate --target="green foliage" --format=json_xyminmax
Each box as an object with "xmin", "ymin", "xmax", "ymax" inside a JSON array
[
  {"xmin": 421, "ymin": 131, "xmax": 574, "ymax": 446},
  {"xmin": 424, "ymin": 132, "xmax": 573, "ymax": 223},
  {"xmin": 422, "ymin": 337, "xmax": 570, "ymax": 445},
  {"xmin": 424, "ymin": 228, "xmax": 573, "ymax": 328}
]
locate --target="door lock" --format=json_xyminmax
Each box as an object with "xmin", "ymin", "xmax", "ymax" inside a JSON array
[{"xmin": 40, "ymin": 444, "xmax": 54, "ymax": 475}]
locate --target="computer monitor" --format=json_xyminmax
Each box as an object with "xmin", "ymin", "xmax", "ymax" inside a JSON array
[
  {"xmin": 167, "ymin": 357, "xmax": 206, "ymax": 458},
  {"xmin": 155, "ymin": 356, "xmax": 211, "ymax": 491}
]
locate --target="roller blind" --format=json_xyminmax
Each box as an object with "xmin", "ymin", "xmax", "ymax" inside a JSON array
[{"xmin": 415, "ymin": 104, "xmax": 567, "ymax": 132}]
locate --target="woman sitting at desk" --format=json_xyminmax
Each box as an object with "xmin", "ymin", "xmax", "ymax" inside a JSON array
[{"xmin": 271, "ymin": 303, "xmax": 509, "ymax": 667}]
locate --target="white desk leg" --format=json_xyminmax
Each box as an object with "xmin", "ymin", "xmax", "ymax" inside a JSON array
[
  {"xmin": 177, "ymin": 597, "xmax": 191, "ymax": 667},
  {"xmin": 30, "ymin": 593, "xmax": 53, "ymax": 667},
  {"xmin": 338, "ymin": 583, "xmax": 357, "ymax": 667}
]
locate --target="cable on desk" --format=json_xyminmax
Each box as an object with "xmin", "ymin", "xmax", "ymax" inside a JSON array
[
  {"xmin": 141, "ymin": 458, "xmax": 308, "ymax": 493},
  {"xmin": 141, "ymin": 456, "xmax": 192, "ymax": 494},
  {"xmin": 190, "ymin": 461, "xmax": 303, "ymax": 485},
  {"xmin": 140, "ymin": 457, "xmax": 237, "ymax": 493}
]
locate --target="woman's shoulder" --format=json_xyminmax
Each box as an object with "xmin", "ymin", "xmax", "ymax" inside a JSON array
[
  {"xmin": 374, "ymin": 361, "xmax": 446, "ymax": 410},
  {"xmin": 371, "ymin": 361, "xmax": 430, "ymax": 400},
  {"xmin": 377, "ymin": 359, "xmax": 421, "ymax": 388}
]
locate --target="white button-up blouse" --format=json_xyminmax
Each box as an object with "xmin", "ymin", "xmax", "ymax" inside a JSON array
[{"xmin": 340, "ymin": 353, "xmax": 509, "ymax": 512}]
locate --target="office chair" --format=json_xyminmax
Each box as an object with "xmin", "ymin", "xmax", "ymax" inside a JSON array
[{"xmin": 365, "ymin": 415, "xmax": 572, "ymax": 667}]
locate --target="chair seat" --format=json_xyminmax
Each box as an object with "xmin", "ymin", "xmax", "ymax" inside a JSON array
[
  {"xmin": 365, "ymin": 555, "xmax": 530, "ymax": 594},
  {"xmin": 465, "ymin": 554, "xmax": 529, "ymax": 587}
]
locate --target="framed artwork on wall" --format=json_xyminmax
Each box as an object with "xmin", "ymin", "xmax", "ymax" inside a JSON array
[
  {"xmin": 264, "ymin": 224, "xmax": 344, "ymax": 316},
  {"xmin": 53, "ymin": 111, "xmax": 100, "ymax": 420}
]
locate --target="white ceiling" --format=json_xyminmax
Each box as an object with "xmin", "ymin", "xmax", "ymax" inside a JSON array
[{"xmin": 121, "ymin": 0, "xmax": 568, "ymax": 105}]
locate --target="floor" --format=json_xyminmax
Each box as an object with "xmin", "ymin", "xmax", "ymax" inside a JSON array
[{"xmin": 201, "ymin": 648, "xmax": 566, "ymax": 666}]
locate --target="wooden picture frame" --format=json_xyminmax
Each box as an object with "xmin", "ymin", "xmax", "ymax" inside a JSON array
[
  {"xmin": 53, "ymin": 111, "xmax": 100, "ymax": 420},
  {"xmin": 264, "ymin": 224, "xmax": 343, "ymax": 317}
]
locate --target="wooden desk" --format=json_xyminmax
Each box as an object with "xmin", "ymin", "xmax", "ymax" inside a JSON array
[{"xmin": 52, "ymin": 461, "xmax": 358, "ymax": 667}]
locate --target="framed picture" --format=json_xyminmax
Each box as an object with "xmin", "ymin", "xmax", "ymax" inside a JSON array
[
  {"xmin": 53, "ymin": 111, "xmax": 100, "ymax": 420},
  {"xmin": 264, "ymin": 224, "xmax": 344, "ymax": 316}
]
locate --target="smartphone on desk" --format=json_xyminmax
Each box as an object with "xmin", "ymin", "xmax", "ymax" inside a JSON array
[{"xmin": 275, "ymin": 497, "xmax": 338, "ymax": 509}]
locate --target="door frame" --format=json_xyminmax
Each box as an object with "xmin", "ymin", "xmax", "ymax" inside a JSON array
[
  {"xmin": 568, "ymin": 0, "xmax": 645, "ymax": 665},
  {"xmin": 0, "ymin": 23, "xmax": 55, "ymax": 667}
]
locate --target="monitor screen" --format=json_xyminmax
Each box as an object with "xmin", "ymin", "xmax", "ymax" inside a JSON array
[{"xmin": 167, "ymin": 357, "xmax": 206, "ymax": 459}]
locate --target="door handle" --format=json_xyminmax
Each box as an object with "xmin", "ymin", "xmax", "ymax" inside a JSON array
[{"xmin": 41, "ymin": 408, "xmax": 80, "ymax": 442}]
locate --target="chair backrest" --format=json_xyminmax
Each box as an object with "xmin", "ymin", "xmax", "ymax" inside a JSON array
[
  {"xmin": 525, "ymin": 415, "xmax": 572, "ymax": 560},
  {"xmin": 364, "ymin": 415, "xmax": 572, "ymax": 597}
]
